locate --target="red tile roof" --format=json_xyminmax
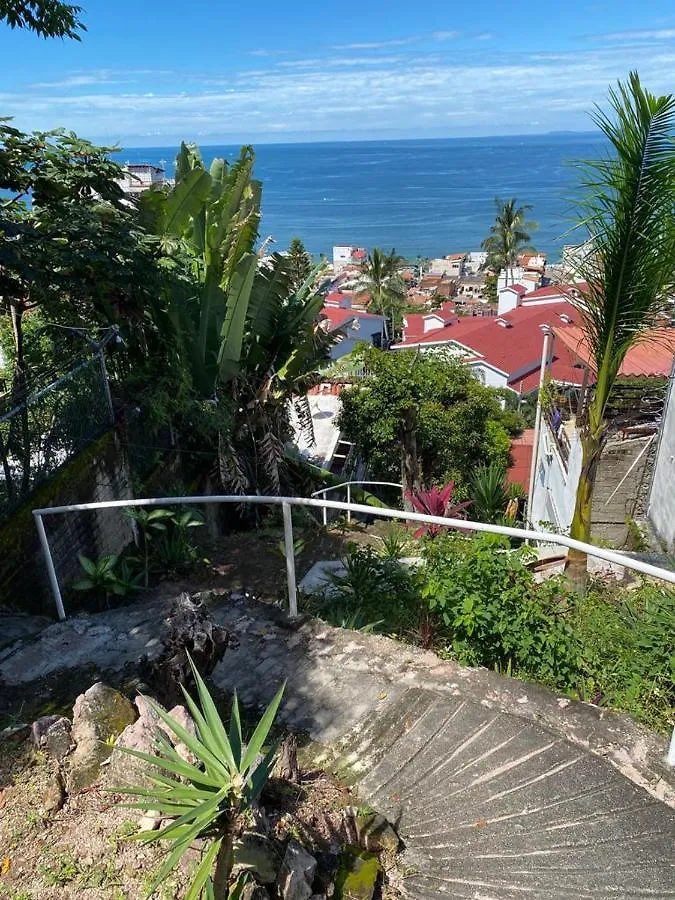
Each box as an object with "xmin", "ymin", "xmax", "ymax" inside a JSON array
[
  {"xmin": 320, "ymin": 305, "xmax": 383, "ymax": 329},
  {"xmin": 446, "ymin": 253, "xmax": 465, "ymax": 260},
  {"xmin": 394, "ymin": 301, "xmax": 586, "ymax": 392},
  {"xmin": 507, "ymin": 429, "xmax": 535, "ymax": 492},
  {"xmin": 553, "ymin": 326, "xmax": 675, "ymax": 377},
  {"xmin": 503, "ymin": 283, "xmax": 527, "ymax": 295}
]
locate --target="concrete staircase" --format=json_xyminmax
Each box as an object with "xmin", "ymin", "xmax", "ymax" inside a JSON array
[{"xmin": 335, "ymin": 687, "xmax": 675, "ymax": 898}]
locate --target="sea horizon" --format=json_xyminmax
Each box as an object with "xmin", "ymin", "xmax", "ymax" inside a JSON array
[{"xmin": 114, "ymin": 133, "xmax": 602, "ymax": 260}]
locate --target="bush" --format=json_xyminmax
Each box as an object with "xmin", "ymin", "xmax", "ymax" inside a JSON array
[{"xmin": 420, "ymin": 534, "xmax": 581, "ymax": 686}]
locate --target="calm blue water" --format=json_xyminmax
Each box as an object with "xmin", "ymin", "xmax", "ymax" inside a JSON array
[{"xmin": 114, "ymin": 134, "xmax": 603, "ymax": 261}]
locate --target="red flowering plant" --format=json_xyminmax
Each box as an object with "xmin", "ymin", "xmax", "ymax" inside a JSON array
[{"xmin": 405, "ymin": 482, "xmax": 472, "ymax": 538}]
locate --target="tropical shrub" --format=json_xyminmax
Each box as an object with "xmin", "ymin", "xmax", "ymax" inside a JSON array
[
  {"xmin": 405, "ymin": 482, "xmax": 471, "ymax": 537},
  {"xmin": 116, "ymin": 658, "xmax": 285, "ymax": 898},
  {"xmin": 73, "ymin": 554, "xmax": 142, "ymax": 608},
  {"xmin": 420, "ymin": 534, "xmax": 581, "ymax": 687}
]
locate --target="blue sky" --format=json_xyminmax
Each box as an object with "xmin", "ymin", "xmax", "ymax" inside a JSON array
[{"xmin": 2, "ymin": 0, "xmax": 675, "ymax": 146}]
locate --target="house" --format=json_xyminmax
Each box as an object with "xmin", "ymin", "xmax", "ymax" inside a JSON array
[
  {"xmin": 117, "ymin": 163, "xmax": 171, "ymax": 195},
  {"xmin": 529, "ymin": 328, "xmax": 675, "ymax": 543},
  {"xmin": 464, "ymin": 251, "xmax": 488, "ymax": 276},
  {"xmin": 333, "ymin": 246, "xmax": 367, "ymax": 274},
  {"xmin": 319, "ymin": 303, "xmax": 385, "ymax": 360},
  {"xmin": 648, "ymin": 361, "xmax": 675, "ymax": 551},
  {"xmin": 430, "ymin": 254, "xmax": 465, "ymax": 278},
  {"xmin": 498, "ymin": 281, "xmax": 587, "ymax": 316},
  {"xmin": 395, "ymin": 298, "xmax": 586, "ymax": 395}
]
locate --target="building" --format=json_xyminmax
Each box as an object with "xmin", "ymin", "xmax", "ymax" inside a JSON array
[
  {"xmin": 529, "ymin": 329, "xmax": 675, "ymax": 543},
  {"xmin": 648, "ymin": 361, "xmax": 675, "ymax": 551},
  {"xmin": 319, "ymin": 301, "xmax": 385, "ymax": 360},
  {"xmin": 395, "ymin": 298, "xmax": 585, "ymax": 395},
  {"xmin": 332, "ymin": 246, "xmax": 367, "ymax": 274},
  {"xmin": 117, "ymin": 163, "xmax": 172, "ymax": 196}
]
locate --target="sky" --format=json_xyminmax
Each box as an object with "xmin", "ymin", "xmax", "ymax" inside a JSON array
[{"xmin": 2, "ymin": 0, "xmax": 675, "ymax": 147}]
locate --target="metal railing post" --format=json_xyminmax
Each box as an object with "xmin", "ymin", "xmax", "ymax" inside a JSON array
[
  {"xmin": 346, "ymin": 483, "xmax": 352, "ymax": 523},
  {"xmin": 33, "ymin": 511, "xmax": 66, "ymax": 621},
  {"xmin": 282, "ymin": 501, "xmax": 298, "ymax": 617}
]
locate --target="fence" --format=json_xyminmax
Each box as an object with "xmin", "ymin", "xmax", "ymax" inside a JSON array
[
  {"xmin": 0, "ymin": 355, "xmax": 113, "ymax": 519},
  {"xmin": 32, "ymin": 493, "xmax": 675, "ymax": 623},
  {"xmin": 311, "ymin": 480, "xmax": 403, "ymax": 525}
]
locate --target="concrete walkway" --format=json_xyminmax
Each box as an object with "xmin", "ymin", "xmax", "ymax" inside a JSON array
[{"xmin": 1, "ymin": 592, "xmax": 673, "ymax": 897}]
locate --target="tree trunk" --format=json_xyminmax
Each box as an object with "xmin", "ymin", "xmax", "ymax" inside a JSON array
[
  {"xmin": 401, "ymin": 406, "xmax": 420, "ymax": 511},
  {"xmin": 9, "ymin": 302, "xmax": 31, "ymax": 496},
  {"xmin": 565, "ymin": 427, "xmax": 604, "ymax": 594}
]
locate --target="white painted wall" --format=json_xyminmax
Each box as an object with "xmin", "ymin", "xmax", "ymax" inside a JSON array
[
  {"xmin": 467, "ymin": 361, "xmax": 508, "ymax": 389},
  {"xmin": 529, "ymin": 421, "xmax": 582, "ymax": 531},
  {"xmin": 498, "ymin": 287, "xmax": 522, "ymax": 315},
  {"xmin": 648, "ymin": 370, "xmax": 675, "ymax": 550}
]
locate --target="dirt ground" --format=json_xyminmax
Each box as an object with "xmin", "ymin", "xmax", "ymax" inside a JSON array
[{"xmin": 0, "ymin": 732, "xmax": 371, "ymax": 900}]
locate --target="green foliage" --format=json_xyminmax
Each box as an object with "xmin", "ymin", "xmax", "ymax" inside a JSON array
[
  {"xmin": 306, "ymin": 544, "xmax": 422, "ymax": 635},
  {"xmin": 287, "ymin": 237, "xmax": 313, "ymax": 290},
  {"xmin": 470, "ymin": 463, "xmax": 509, "ymax": 524},
  {"xmin": 72, "ymin": 553, "xmax": 142, "ymax": 606},
  {"xmin": 378, "ymin": 523, "xmax": 412, "ymax": 560},
  {"xmin": 355, "ymin": 247, "xmax": 406, "ymax": 341},
  {"xmin": 337, "ymin": 347, "xmax": 514, "ymax": 495},
  {"xmin": 0, "ymin": 0, "xmax": 84, "ymax": 38},
  {"xmin": 573, "ymin": 581, "xmax": 674, "ymax": 731},
  {"xmin": 481, "ymin": 197, "xmax": 537, "ymax": 279},
  {"xmin": 116, "ymin": 658, "xmax": 284, "ymax": 898},
  {"xmin": 421, "ymin": 534, "xmax": 580, "ymax": 685}
]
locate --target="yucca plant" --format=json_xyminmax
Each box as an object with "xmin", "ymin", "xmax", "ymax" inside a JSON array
[
  {"xmin": 115, "ymin": 658, "xmax": 285, "ymax": 898},
  {"xmin": 470, "ymin": 463, "xmax": 509, "ymax": 524}
]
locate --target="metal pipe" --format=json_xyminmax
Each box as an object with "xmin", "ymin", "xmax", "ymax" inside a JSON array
[
  {"xmin": 33, "ymin": 511, "xmax": 66, "ymax": 621},
  {"xmin": 282, "ymin": 502, "xmax": 298, "ymax": 617},
  {"xmin": 34, "ymin": 493, "xmax": 675, "ymax": 579},
  {"xmin": 346, "ymin": 483, "xmax": 352, "ymax": 523},
  {"xmin": 527, "ymin": 326, "xmax": 554, "ymax": 529}
]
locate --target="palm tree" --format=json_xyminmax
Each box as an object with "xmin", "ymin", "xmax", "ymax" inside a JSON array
[
  {"xmin": 356, "ymin": 247, "xmax": 406, "ymax": 342},
  {"xmin": 565, "ymin": 72, "xmax": 675, "ymax": 590},
  {"xmin": 481, "ymin": 198, "xmax": 537, "ymax": 286}
]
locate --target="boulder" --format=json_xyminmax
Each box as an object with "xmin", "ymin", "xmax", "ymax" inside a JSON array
[
  {"xmin": 354, "ymin": 811, "xmax": 400, "ymax": 854},
  {"xmin": 334, "ymin": 847, "xmax": 380, "ymax": 900},
  {"xmin": 109, "ymin": 696, "xmax": 197, "ymax": 787},
  {"xmin": 42, "ymin": 771, "xmax": 66, "ymax": 815},
  {"xmin": 277, "ymin": 840, "xmax": 317, "ymax": 900},
  {"xmin": 31, "ymin": 715, "xmax": 72, "ymax": 761},
  {"xmin": 233, "ymin": 832, "xmax": 279, "ymax": 884},
  {"xmin": 67, "ymin": 683, "xmax": 136, "ymax": 793}
]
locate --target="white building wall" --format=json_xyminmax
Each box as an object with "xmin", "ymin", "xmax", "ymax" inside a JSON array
[
  {"xmin": 648, "ymin": 370, "xmax": 675, "ymax": 550},
  {"xmin": 498, "ymin": 288, "xmax": 522, "ymax": 315},
  {"xmin": 467, "ymin": 362, "xmax": 508, "ymax": 390},
  {"xmin": 529, "ymin": 422, "xmax": 582, "ymax": 531}
]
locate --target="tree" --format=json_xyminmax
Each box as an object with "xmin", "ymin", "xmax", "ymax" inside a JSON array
[
  {"xmin": 287, "ymin": 237, "xmax": 312, "ymax": 291},
  {"xmin": 356, "ymin": 247, "xmax": 406, "ymax": 342},
  {"xmin": 565, "ymin": 73, "xmax": 675, "ymax": 590},
  {"xmin": 337, "ymin": 347, "xmax": 517, "ymax": 506},
  {"xmin": 481, "ymin": 198, "xmax": 537, "ymax": 286},
  {"xmin": 0, "ymin": 0, "xmax": 84, "ymax": 38},
  {"xmin": 141, "ymin": 144, "xmax": 341, "ymax": 495}
]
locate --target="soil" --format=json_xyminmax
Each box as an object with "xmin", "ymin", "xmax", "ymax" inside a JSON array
[{"xmin": 0, "ymin": 729, "xmax": 394, "ymax": 900}]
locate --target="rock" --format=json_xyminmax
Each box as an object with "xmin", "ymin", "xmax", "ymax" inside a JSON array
[
  {"xmin": 354, "ymin": 811, "xmax": 400, "ymax": 854},
  {"xmin": 138, "ymin": 593, "xmax": 229, "ymax": 707},
  {"xmin": 241, "ymin": 884, "xmax": 271, "ymax": 900},
  {"xmin": 334, "ymin": 847, "xmax": 380, "ymax": 900},
  {"xmin": 42, "ymin": 772, "xmax": 65, "ymax": 815},
  {"xmin": 277, "ymin": 840, "xmax": 317, "ymax": 900},
  {"xmin": 109, "ymin": 696, "xmax": 198, "ymax": 787},
  {"xmin": 31, "ymin": 715, "xmax": 72, "ymax": 762},
  {"xmin": 233, "ymin": 832, "xmax": 279, "ymax": 884},
  {"xmin": 137, "ymin": 810, "xmax": 161, "ymax": 831},
  {"xmin": 67, "ymin": 683, "xmax": 136, "ymax": 793}
]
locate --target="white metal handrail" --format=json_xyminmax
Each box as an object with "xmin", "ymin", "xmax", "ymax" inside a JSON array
[
  {"xmin": 311, "ymin": 480, "xmax": 403, "ymax": 525},
  {"xmin": 33, "ymin": 494, "xmax": 675, "ymax": 624}
]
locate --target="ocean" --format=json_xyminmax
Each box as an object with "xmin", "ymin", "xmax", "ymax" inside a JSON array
[{"xmin": 114, "ymin": 134, "xmax": 604, "ymax": 261}]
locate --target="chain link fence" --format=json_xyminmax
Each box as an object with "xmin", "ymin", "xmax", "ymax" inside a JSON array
[{"xmin": 0, "ymin": 355, "xmax": 114, "ymax": 519}]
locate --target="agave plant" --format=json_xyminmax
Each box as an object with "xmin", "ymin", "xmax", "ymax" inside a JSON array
[
  {"xmin": 116, "ymin": 658, "xmax": 285, "ymax": 898},
  {"xmin": 405, "ymin": 482, "xmax": 472, "ymax": 537}
]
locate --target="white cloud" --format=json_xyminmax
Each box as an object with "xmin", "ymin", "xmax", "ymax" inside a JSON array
[
  {"xmin": 598, "ymin": 28, "xmax": 675, "ymax": 41},
  {"xmin": 475, "ymin": 32, "xmax": 494, "ymax": 41},
  {"xmin": 432, "ymin": 31, "xmax": 459, "ymax": 41},
  {"xmin": 333, "ymin": 38, "xmax": 417, "ymax": 50},
  {"xmin": 8, "ymin": 44, "xmax": 675, "ymax": 143}
]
